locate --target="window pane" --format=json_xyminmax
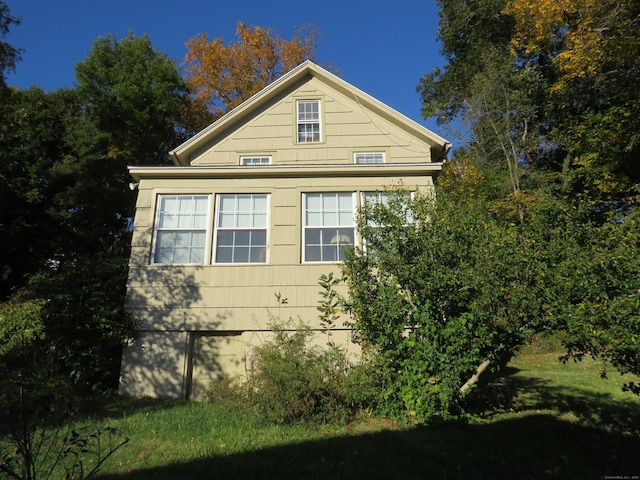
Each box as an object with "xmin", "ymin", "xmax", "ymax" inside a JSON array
[
  {"xmin": 235, "ymin": 230, "xmax": 250, "ymax": 246},
  {"xmin": 253, "ymin": 195, "xmax": 268, "ymax": 212},
  {"xmin": 306, "ymin": 194, "xmax": 322, "ymax": 210},
  {"xmin": 216, "ymin": 246, "xmax": 233, "ymax": 263},
  {"xmin": 251, "ymin": 229, "xmax": 267, "ymax": 246},
  {"xmin": 338, "ymin": 193, "xmax": 353, "ymax": 210},
  {"xmin": 322, "ymin": 211, "xmax": 337, "ymax": 225},
  {"xmin": 236, "ymin": 213, "xmax": 251, "ymax": 228},
  {"xmin": 217, "ymin": 230, "xmax": 233, "ymax": 246},
  {"xmin": 322, "ymin": 194, "xmax": 337, "ymax": 211},
  {"xmin": 306, "ymin": 245, "xmax": 321, "ymax": 262},
  {"xmin": 234, "ymin": 246, "xmax": 249, "ymax": 263},
  {"xmin": 250, "ymin": 247, "xmax": 266, "ymax": 263},
  {"xmin": 339, "ymin": 211, "xmax": 353, "ymax": 226},
  {"xmin": 322, "ymin": 245, "xmax": 338, "ymax": 262},
  {"xmin": 156, "ymin": 231, "xmax": 175, "ymax": 248}
]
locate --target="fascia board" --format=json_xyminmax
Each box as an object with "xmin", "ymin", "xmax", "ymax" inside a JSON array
[{"xmin": 128, "ymin": 163, "xmax": 444, "ymax": 181}]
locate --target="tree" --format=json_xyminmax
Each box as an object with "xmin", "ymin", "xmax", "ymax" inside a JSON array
[
  {"xmin": 183, "ymin": 22, "xmax": 319, "ymax": 126},
  {"xmin": 0, "ymin": 0, "xmax": 21, "ymax": 89},
  {"xmin": 1, "ymin": 33, "xmax": 187, "ymax": 393},
  {"xmin": 75, "ymin": 32, "xmax": 191, "ymax": 166},
  {"xmin": 408, "ymin": 0, "xmax": 640, "ymax": 416},
  {"xmin": 504, "ymin": 0, "xmax": 640, "ymax": 197}
]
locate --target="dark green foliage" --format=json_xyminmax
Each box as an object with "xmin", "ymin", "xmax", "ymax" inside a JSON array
[
  {"xmin": 75, "ymin": 32, "xmax": 190, "ymax": 166},
  {"xmin": 0, "ymin": 1, "xmax": 21, "ymax": 88},
  {"xmin": 1, "ymin": 33, "xmax": 187, "ymax": 397}
]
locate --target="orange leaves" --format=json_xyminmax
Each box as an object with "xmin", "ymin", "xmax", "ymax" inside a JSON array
[
  {"xmin": 183, "ymin": 22, "xmax": 318, "ymax": 120},
  {"xmin": 503, "ymin": 0, "xmax": 616, "ymax": 92}
]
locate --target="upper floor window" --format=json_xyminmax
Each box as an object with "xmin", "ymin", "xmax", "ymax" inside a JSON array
[
  {"xmin": 240, "ymin": 156, "xmax": 271, "ymax": 166},
  {"xmin": 354, "ymin": 152, "xmax": 385, "ymax": 164},
  {"xmin": 152, "ymin": 195, "xmax": 210, "ymax": 265},
  {"xmin": 297, "ymin": 100, "xmax": 321, "ymax": 143},
  {"xmin": 214, "ymin": 194, "xmax": 269, "ymax": 263},
  {"xmin": 302, "ymin": 192, "xmax": 354, "ymax": 263}
]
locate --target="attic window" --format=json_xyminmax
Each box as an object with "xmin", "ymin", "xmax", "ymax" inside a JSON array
[
  {"xmin": 296, "ymin": 100, "xmax": 321, "ymax": 143},
  {"xmin": 354, "ymin": 152, "xmax": 385, "ymax": 164},
  {"xmin": 240, "ymin": 156, "xmax": 272, "ymax": 165}
]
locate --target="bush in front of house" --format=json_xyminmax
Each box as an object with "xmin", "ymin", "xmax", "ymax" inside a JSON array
[{"xmin": 244, "ymin": 319, "xmax": 373, "ymax": 424}]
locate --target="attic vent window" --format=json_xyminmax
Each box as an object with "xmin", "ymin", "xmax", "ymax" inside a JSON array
[
  {"xmin": 296, "ymin": 100, "xmax": 321, "ymax": 143},
  {"xmin": 241, "ymin": 156, "xmax": 272, "ymax": 165},
  {"xmin": 354, "ymin": 152, "xmax": 385, "ymax": 164}
]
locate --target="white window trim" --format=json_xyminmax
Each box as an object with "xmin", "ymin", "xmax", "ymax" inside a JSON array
[
  {"xmin": 296, "ymin": 99, "xmax": 322, "ymax": 143},
  {"xmin": 213, "ymin": 193, "xmax": 270, "ymax": 264},
  {"xmin": 354, "ymin": 152, "xmax": 386, "ymax": 164},
  {"xmin": 150, "ymin": 194, "xmax": 212, "ymax": 265},
  {"xmin": 240, "ymin": 155, "xmax": 272, "ymax": 166},
  {"xmin": 302, "ymin": 192, "xmax": 356, "ymax": 263}
]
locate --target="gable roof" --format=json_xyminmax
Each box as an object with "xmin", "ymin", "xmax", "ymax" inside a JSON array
[{"xmin": 170, "ymin": 60, "xmax": 450, "ymax": 166}]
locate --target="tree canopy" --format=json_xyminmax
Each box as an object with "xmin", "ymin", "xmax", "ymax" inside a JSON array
[
  {"xmin": 1, "ymin": 32, "xmax": 189, "ymax": 397},
  {"xmin": 183, "ymin": 22, "xmax": 319, "ymax": 127}
]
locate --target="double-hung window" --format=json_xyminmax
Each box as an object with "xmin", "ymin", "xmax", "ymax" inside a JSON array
[
  {"xmin": 215, "ymin": 194, "xmax": 269, "ymax": 263},
  {"xmin": 152, "ymin": 195, "xmax": 210, "ymax": 264},
  {"xmin": 297, "ymin": 100, "xmax": 321, "ymax": 143},
  {"xmin": 361, "ymin": 191, "xmax": 414, "ymax": 248},
  {"xmin": 303, "ymin": 192, "xmax": 354, "ymax": 262}
]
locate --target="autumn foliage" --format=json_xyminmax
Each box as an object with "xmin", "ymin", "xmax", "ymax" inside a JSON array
[{"xmin": 183, "ymin": 22, "xmax": 318, "ymax": 121}]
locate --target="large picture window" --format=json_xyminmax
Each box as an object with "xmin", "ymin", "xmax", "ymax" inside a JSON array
[
  {"xmin": 215, "ymin": 194, "xmax": 269, "ymax": 263},
  {"xmin": 296, "ymin": 100, "xmax": 321, "ymax": 143},
  {"xmin": 152, "ymin": 195, "xmax": 210, "ymax": 264},
  {"xmin": 303, "ymin": 192, "xmax": 354, "ymax": 262}
]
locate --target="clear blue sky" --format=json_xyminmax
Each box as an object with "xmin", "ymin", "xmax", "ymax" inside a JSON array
[{"xmin": 5, "ymin": 0, "xmax": 446, "ymax": 133}]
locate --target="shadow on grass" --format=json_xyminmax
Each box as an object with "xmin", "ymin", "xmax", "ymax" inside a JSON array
[
  {"xmin": 468, "ymin": 366, "xmax": 640, "ymax": 436},
  {"xmin": 96, "ymin": 376, "xmax": 640, "ymax": 480}
]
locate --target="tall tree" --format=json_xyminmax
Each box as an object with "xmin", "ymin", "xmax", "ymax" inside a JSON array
[
  {"xmin": 75, "ymin": 32, "xmax": 190, "ymax": 166},
  {"xmin": 183, "ymin": 22, "xmax": 319, "ymax": 126},
  {"xmin": 505, "ymin": 0, "xmax": 640, "ymax": 197},
  {"xmin": 1, "ymin": 33, "xmax": 189, "ymax": 393}
]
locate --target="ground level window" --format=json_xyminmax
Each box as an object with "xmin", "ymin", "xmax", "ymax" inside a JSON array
[
  {"xmin": 303, "ymin": 192, "xmax": 354, "ymax": 262},
  {"xmin": 215, "ymin": 194, "xmax": 269, "ymax": 263},
  {"xmin": 152, "ymin": 194, "xmax": 210, "ymax": 264}
]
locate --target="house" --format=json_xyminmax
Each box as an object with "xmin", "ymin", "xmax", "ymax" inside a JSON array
[{"xmin": 119, "ymin": 60, "xmax": 450, "ymax": 400}]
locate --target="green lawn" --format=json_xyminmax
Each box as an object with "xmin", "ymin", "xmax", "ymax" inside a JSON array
[{"xmin": 85, "ymin": 346, "xmax": 640, "ymax": 479}]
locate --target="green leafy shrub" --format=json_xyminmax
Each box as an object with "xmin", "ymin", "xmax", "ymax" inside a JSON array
[{"xmin": 246, "ymin": 319, "xmax": 357, "ymax": 424}]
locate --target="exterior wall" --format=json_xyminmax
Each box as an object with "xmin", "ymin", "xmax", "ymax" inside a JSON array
[
  {"xmin": 119, "ymin": 67, "xmax": 447, "ymax": 399},
  {"xmin": 120, "ymin": 173, "xmax": 436, "ymax": 399},
  {"xmin": 189, "ymin": 77, "xmax": 432, "ymax": 167}
]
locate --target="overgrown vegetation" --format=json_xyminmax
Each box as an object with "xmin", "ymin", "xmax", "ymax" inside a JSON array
[{"xmin": 31, "ymin": 341, "xmax": 640, "ymax": 479}]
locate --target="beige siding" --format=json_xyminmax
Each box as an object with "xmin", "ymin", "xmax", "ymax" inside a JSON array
[
  {"xmin": 120, "ymin": 62, "xmax": 447, "ymax": 399},
  {"xmin": 190, "ymin": 77, "xmax": 431, "ymax": 167}
]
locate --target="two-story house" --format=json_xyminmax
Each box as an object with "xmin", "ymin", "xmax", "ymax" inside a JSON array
[{"xmin": 119, "ymin": 60, "xmax": 450, "ymax": 399}]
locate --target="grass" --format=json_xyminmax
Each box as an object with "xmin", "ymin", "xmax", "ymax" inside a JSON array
[{"xmin": 68, "ymin": 342, "xmax": 640, "ymax": 478}]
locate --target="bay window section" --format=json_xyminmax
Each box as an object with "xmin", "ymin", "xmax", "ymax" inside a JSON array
[
  {"xmin": 303, "ymin": 192, "xmax": 355, "ymax": 262},
  {"xmin": 152, "ymin": 195, "xmax": 210, "ymax": 265},
  {"xmin": 215, "ymin": 194, "xmax": 269, "ymax": 263}
]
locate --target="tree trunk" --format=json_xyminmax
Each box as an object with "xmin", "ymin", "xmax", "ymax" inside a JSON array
[{"xmin": 459, "ymin": 359, "xmax": 491, "ymax": 394}]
